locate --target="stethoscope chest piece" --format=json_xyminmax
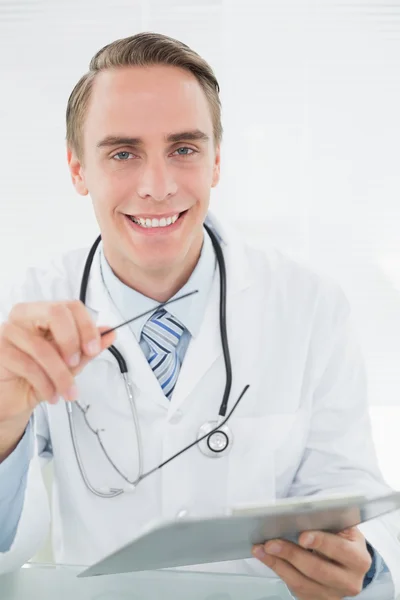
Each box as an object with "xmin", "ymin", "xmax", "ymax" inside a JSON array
[{"xmin": 197, "ymin": 421, "xmax": 233, "ymax": 458}]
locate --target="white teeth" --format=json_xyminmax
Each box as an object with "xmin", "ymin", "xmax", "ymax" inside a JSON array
[{"xmin": 130, "ymin": 213, "xmax": 181, "ymax": 228}]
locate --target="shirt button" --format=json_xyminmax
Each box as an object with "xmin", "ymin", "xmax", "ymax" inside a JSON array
[
  {"xmin": 169, "ymin": 410, "xmax": 183, "ymax": 424},
  {"xmin": 176, "ymin": 509, "xmax": 188, "ymax": 519}
]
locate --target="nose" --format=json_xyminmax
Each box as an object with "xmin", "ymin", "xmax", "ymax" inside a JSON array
[{"xmin": 136, "ymin": 156, "xmax": 178, "ymax": 202}]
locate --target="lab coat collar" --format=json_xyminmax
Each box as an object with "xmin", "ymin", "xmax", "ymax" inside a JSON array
[
  {"xmin": 83, "ymin": 212, "xmax": 252, "ymax": 415},
  {"xmin": 98, "ymin": 223, "xmax": 216, "ymax": 341},
  {"xmin": 85, "ymin": 212, "xmax": 250, "ymax": 317}
]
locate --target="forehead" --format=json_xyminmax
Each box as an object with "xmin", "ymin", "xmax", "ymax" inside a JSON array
[{"xmin": 84, "ymin": 65, "xmax": 213, "ymax": 142}]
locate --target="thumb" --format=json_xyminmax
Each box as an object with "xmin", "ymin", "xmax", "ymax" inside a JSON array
[{"xmin": 97, "ymin": 325, "xmax": 117, "ymax": 350}]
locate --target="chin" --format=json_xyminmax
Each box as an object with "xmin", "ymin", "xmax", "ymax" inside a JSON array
[{"xmin": 143, "ymin": 253, "xmax": 182, "ymax": 272}]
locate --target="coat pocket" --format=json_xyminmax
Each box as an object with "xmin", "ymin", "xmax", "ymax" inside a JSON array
[{"xmin": 226, "ymin": 411, "xmax": 304, "ymax": 508}]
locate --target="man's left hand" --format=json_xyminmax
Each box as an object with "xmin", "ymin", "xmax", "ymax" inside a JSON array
[{"xmin": 252, "ymin": 527, "xmax": 372, "ymax": 599}]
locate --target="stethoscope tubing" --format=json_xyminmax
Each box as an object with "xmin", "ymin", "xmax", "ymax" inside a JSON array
[
  {"xmin": 66, "ymin": 222, "xmax": 235, "ymax": 497},
  {"xmin": 79, "ymin": 224, "xmax": 232, "ymax": 415}
]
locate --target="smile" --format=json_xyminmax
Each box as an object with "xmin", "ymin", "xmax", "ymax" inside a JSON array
[{"xmin": 127, "ymin": 212, "xmax": 183, "ymax": 228}]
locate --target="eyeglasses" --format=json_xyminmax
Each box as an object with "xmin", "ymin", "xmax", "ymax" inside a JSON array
[
  {"xmin": 73, "ymin": 383, "xmax": 249, "ymax": 490},
  {"xmin": 67, "ymin": 290, "xmax": 249, "ymax": 497}
]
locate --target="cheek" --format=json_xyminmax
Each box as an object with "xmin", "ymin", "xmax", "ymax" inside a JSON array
[
  {"xmin": 179, "ymin": 164, "xmax": 214, "ymax": 196},
  {"xmin": 86, "ymin": 164, "xmax": 133, "ymax": 204}
]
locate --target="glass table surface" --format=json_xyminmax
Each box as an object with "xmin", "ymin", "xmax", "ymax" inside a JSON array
[
  {"xmin": 0, "ymin": 563, "xmax": 290, "ymax": 600},
  {"xmin": 0, "ymin": 563, "xmax": 397, "ymax": 600}
]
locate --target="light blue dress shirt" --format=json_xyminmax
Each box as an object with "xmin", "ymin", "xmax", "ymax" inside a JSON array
[
  {"xmin": 99, "ymin": 227, "xmax": 216, "ymax": 362},
  {"xmin": 0, "ymin": 226, "xmax": 388, "ymax": 590},
  {"xmin": 0, "ymin": 424, "xmax": 33, "ymax": 552}
]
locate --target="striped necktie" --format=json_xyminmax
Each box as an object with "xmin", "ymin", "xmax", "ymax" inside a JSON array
[{"xmin": 141, "ymin": 308, "xmax": 185, "ymax": 399}]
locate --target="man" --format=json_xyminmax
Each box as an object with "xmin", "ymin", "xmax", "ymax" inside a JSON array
[{"xmin": 0, "ymin": 32, "xmax": 398, "ymax": 599}]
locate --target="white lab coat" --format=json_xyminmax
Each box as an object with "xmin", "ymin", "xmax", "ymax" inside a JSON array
[{"xmin": 0, "ymin": 215, "xmax": 399, "ymax": 595}]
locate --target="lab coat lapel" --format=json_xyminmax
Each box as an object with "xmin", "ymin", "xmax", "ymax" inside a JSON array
[
  {"xmin": 169, "ymin": 274, "xmax": 221, "ymax": 413},
  {"xmin": 169, "ymin": 222, "xmax": 251, "ymax": 415},
  {"xmin": 83, "ymin": 248, "xmax": 169, "ymax": 411}
]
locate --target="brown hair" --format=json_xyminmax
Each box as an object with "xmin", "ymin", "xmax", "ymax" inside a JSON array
[{"xmin": 66, "ymin": 32, "xmax": 222, "ymax": 161}]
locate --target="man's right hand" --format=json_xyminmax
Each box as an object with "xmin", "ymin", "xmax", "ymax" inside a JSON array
[{"xmin": 0, "ymin": 300, "xmax": 116, "ymax": 460}]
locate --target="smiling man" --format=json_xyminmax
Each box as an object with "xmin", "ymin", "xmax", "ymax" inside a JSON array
[
  {"xmin": 0, "ymin": 32, "xmax": 399, "ymax": 599},
  {"xmin": 68, "ymin": 61, "xmax": 219, "ymax": 303}
]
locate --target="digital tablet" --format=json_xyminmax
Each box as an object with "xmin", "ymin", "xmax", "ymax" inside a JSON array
[{"xmin": 79, "ymin": 491, "xmax": 400, "ymax": 578}]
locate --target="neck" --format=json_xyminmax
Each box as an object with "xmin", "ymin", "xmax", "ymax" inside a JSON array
[{"xmin": 105, "ymin": 234, "xmax": 204, "ymax": 303}]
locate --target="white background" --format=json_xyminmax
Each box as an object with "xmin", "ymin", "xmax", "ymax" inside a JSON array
[{"xmin": 0, "ymin": 0, "xmax": 400, "ymax": 488}]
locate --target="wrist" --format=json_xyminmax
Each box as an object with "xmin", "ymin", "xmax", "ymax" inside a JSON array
[
  {"xmin": 362, "ymin": 542, "xmax": 377, "ymax": 589},
  {"xmin": 0, "ymin": 412, "xmax": 31, "ymax": 463}
]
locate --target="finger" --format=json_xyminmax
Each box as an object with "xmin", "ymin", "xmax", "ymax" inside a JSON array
[
  {"xmin": 9, "ymin": 301, "xmax": 82, "ymax": 367},
  {"xmin": 0, "ymin": 344, "xmax": 57, "ymax": 408},
  {"xmin": 96, "ymin": 325, "xmax": 116, "ymax": 350},
  {"xmin": 70, "ymin": 326, "xmax": 117, "ymax": 375},
  {"xmin": 298, "ymin": 529, "xmax": 371, "ymax": 573},
  {"xmin": 263, "ymin": 539, "xmax": 362, "ymax": 594},
  {"xmin": 2, "ymin": 322, "xmax": 77, "ymax": 401},
  {"xmin": 67, "ymin": 304, "xmax": 116, "ymax": 365},
  {"xmin": 67, "ymin": 300, "xmax": 107, "ymax": 359},
  {"xmin": 252, "ymin": 547, "xmax": 333, "ymax": 600},
  {"xmin": 9, "ymin": 302, "xmax": 63, "ymax": 331},
  {"xmin": 40, "ymin": 303, "xmax": 83, "ymax": 367},
  {"xmin": 9, "ymin": 301, "xmax": 101, "ymax": 366}
]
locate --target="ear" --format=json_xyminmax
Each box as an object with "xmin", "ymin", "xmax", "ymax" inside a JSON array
[
  {"xmin": 67, "ymin": 146, "xmax": 89, "ymax": 196},
  {"xmin": 211, "ymin": 144, "xmax": 221, "ymax": 188}
]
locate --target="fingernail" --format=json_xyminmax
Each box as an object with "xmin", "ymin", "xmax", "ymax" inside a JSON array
[
  {"xmin": 252, "ymin": 545, "xmax": 266, "ymax": 559},
  {"xmin": 86, "ymin": 340, "xmax": 100, "ymax": 356},
  {"xmin": 65, "ymin": 385, "xmax": 78, "ymax": 401},
  {"xmin": 68, "ymin": 352, "xmax": 81, "ymax": 367},
  {"xmin": 302, "ymin": 533, "xmax": 315, "ymax": 548},
  {"xmin": 265, "ymin": 542, "xmax": 282, "ymax": 554}
]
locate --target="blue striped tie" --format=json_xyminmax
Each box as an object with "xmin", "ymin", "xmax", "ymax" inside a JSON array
[{"xmin": 141, "ymin": 308, "xmax": 184, "ymax": 399}]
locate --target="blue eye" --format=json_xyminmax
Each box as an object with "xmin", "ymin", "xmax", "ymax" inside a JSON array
[
  {"xmin": 174, "ymin": 147, "xmax": 195, "ymax": 156},
  {"xmin": 113, "ymin": 151, "xmax": 133, "ymax": 161}
]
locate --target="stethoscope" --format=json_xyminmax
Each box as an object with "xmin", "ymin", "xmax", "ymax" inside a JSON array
[{"xmin": 66, "ymin": 222, "xmax": 249, "ymax": 498}]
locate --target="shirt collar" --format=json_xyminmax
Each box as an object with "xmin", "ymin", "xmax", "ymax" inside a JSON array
[{"xmin": 99, "ymin": 228, "xmax": 216, "ymax": 343}]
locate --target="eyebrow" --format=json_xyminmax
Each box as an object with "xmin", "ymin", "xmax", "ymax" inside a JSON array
[{"xmin": 96, "ymin": 129, "xmax": 210, "ymax": 149}]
